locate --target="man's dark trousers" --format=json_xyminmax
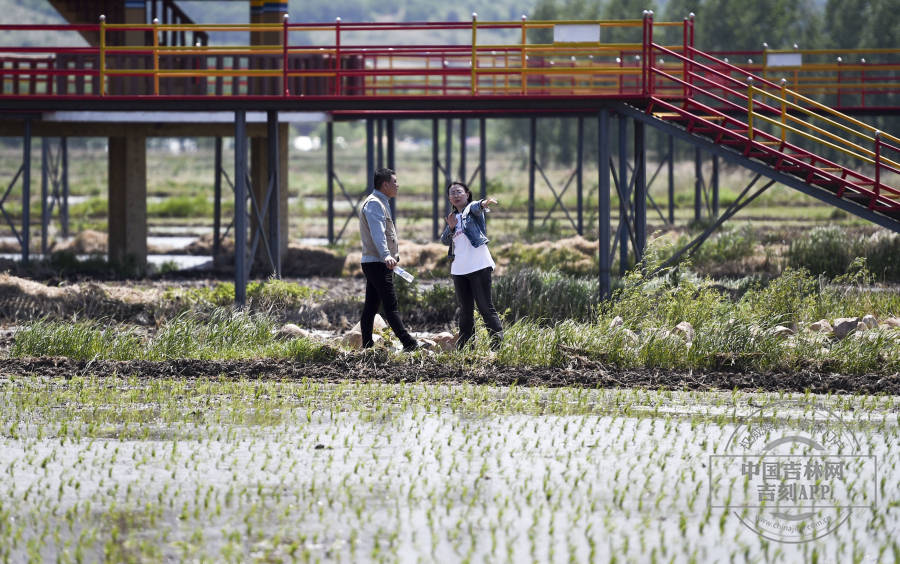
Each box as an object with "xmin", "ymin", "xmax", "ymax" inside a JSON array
[{"xmin": 361, "ymin": 262, "xmax": 416, "ymax": 349}]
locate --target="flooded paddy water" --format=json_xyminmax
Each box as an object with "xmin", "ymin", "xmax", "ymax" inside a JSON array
[{"xmin": 0, "ymin": 375, "xmax": 896, "ymax": 562}]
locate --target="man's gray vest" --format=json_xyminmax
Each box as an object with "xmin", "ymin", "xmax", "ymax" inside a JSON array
[{"xmin": 359, "ymin": 192, "xmax": 398, "ymax": 259}]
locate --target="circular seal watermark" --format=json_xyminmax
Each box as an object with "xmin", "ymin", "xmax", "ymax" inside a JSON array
[{"xmin": 708, "ymin": 399, "xmax": 877, "ymax": 543}]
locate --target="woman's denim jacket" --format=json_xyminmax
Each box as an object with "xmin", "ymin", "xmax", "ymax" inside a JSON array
[{"xmin": 440, "ymin": 200, "xmax": 489, "ymax": 258}]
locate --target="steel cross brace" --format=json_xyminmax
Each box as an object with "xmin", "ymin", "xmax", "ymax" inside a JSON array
[
  {"xmin": 245, "ymin": 169, "xmax": 278, "ymax": 276},
  {"xmin": 41, "ymin": 138, "xmax": 69, "ymax": 255},
  {"xmin": 2, "ymin": 119, "xmax": 30, "ymax": 263},
  {"xmin": 536, "ymin": 161, "xmax": 579, "ymax": 232},
  {"xmin": 607, "ymin": 157, "xmax": 638, "ymax": 268},
  {"xmin": 1, "ymin": 164, "xmax": 26, "ymax": 251},
  {"xmin": 214, "ymin": 156, "xmax": 278, "ymax": 276},
  {"xmin": 652, "ymin": 173, "xmax": 775, "ymax": 275},
  {"xmin": 333, "ymin": 174, "xmax": 368, "ymax": 244}
]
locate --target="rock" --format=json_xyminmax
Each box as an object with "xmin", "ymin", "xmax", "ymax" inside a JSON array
[
  {"xmin": 861, "ymin": 314, "xmax": 878, "ymax": 329},
  {"xmin": 772, "ymin": 325, "xmax": 794, "ymax": 338},
  {"xmin": 832, "ymin": 317, "xmax": 860, "ymax": 340},
  {"xmin": 856, "ymin": 321, "xmax": 868, "ymax": 333},
  {"xmin": 609, "ymin": 316, "xmax": 624, "ymax": 330},
  {"xmin": 341, "ymin": 331, "xmax": 382, "ymax": 349},
  {"xmin": 672, "ymin": 321, "xmax": 694, "ymax": 344},
  {"xmin": 349, "ymin": 314, "xmax": 387, "ymax": 334},
  {"xmin": 430, "ymin": 331, "xmax": 457, "ymax": 352},
  {"xmin": 884, "ymin": 317, "xmax": 900, "ymax": 328},
  {"xmin": 808, "ymin": 320, "xmax": 833, "ymax": 333},
  {"xmin": 621, "ymin": 328, "xmax": 640, "ymax": 346},
  {"xmin": 278, "ymin": 323, "xmax": 309, "ymax": 339},
  {"xmin": 51, "ymin": 229, "xmax": 107, "ymax": 254},
  {"xmin": 419, "ymin": 338, "xmax": 437, "ymax": 350}
]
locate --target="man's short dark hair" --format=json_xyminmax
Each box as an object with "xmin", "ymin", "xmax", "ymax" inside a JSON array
[{"xmin": 374, "ymin": 168, "xmax": 395, "ymax": 192}]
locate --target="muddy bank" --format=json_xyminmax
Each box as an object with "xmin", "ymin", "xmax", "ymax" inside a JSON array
[{"xmin": 2, "ymin": 357, "xmax": 897, "ymax": 395}]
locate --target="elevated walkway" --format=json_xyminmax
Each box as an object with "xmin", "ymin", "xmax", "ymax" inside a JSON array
[{"xmin": 1, "ymin": 13, "xmax": 899, "ymax": 298}]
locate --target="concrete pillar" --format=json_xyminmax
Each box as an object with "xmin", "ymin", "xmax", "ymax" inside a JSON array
[
  {"xmin": 108, "ymin": 133, "xmax": 147, "ymax": 269},
  {"xmin": 250, "ymin": 0, "xmax": 287, "ymax": 95},
  {"xmin": 250, "ymin": 124, "xmax": 289, "ymax": 269},
  {"xmin": 249, "ymin": 2, "xmax": 289, "ymax": 269}
]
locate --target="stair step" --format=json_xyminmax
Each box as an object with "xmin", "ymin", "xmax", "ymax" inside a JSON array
[
  {"xmin": 652, "ymin": 112, "xmax": 684, "ymax": 119},
  {"xmin": 818, "ymin": 167, "xmax": 844, "ymax": 173}
]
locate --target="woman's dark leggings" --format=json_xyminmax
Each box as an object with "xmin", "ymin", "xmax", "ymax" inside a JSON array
[{"xmin": 452, "ymin": 267, "xmax": 503, "ymax": 350}]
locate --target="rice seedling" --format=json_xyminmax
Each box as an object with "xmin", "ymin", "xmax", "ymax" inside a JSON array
[{"xmin": 8, "ymin": 378, "xmax": 889, "ymax": 562}]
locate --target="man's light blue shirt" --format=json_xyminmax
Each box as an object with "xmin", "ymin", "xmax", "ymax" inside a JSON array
[{"xmin": 361, "ymin": 189, "xmax": 393, "ymax": 263}]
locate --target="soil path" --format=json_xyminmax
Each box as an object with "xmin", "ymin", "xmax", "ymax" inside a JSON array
[{"xmin": 2, "ymin": 357, "xmax": 897, "ymax": 395}]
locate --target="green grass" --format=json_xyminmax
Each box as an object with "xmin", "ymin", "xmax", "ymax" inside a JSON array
[
  {"xmin": 14, "ymin": 265, "xmax": 899, "ymax": 374},
  {"xmin": 12, "ymin": 310, "xmax": 338, "ymax": 362},
  {"xmin": 162, "ymin": 279, "xmax": 324, "ymax": 309}
]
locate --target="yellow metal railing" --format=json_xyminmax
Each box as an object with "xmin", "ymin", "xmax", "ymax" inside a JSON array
[{"xmin": 747, "ymin": 82, "xmax": 900, "ymax": 169}]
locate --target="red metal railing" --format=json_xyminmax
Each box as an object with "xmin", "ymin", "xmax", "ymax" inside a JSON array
[
  {"xmin": 1, "ymin": 15, "xmax": 896, "ymax": 107},
  {"xmin": 642, "ymin": 12, "xmax": 900, "ymax": 214}
]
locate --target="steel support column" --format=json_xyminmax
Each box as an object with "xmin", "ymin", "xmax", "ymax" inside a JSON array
[
  {"xmin": 634, "ymin": 120, "xmax": 646, "ymax": 262},
  {"xmin": 598, "ymin": 111, "xmax": 611, "ymax": 299},
  {"xmin": 445, "ymin": 118, "xmax": 452, "ymax": 188},
  {"xmin": 668, "ymin": 134, "xmax": 674, "ymax": 224},
  {"xmin": 576, "ymin": 116, "xmax": 584, "ymax": 236},
  {"xmin": 61, "ymin": 137, "xmax": 68, "ymax": 239},
  {"xmin": 326, "ymin": 122, "xmax": 334, "ymax": 244},
  {"xmin": 266, "ymin": 110, "xmax": 281, "ymax": 278},
  {"xmin": 387, "ymin": 118, "xmax": 395, "ymax": 219},
  {"xmin": 366, "ymin": 119, "xmax": 375, "ymax": 193},
  {"xmin": 214, "ymin": 137, "xmax": 222, "ymax": 260},
  {"xmin": 694, "ymin": 146, "xmax": 702, "ymax": 222},
  {"xmin": 41, "ymin": 138, "xmax": 49, "ymax": 255},
  {"xmin": 432, "ymin": 118, "xmax": 440, "ymax": 239},
  {"xmin": 479, "ymin": 118, "xmax": 487, "ymax": 201},
  {"xmin": 376, "ymin": 119, "xmax": 384, "ymax": 168},
  {"xmin": 23, "ymin": 119, "xmax": 31, "ymax": 265},
  {"xmin": 618, "ymin": 114, "xmax": 629, "ymax": 275},
  {"xmin": 712, "ymin": 154, "xmax": 719, "ymax": 217},
  {"xmin": 528, "ymin": 117, "xmax": 536, "ymax": 230},
  {"xmin": 234, "ymin": 111, "xmax": 248, "ymax": 305},
  {"xmin": 459, "ymin": 118, "xmax": 466, "ymax": 185}
]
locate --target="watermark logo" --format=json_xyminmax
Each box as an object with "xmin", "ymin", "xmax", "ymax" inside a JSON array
[{"xmin": 709, "ymin": 399, "xmax": 877, "ymax": 543}]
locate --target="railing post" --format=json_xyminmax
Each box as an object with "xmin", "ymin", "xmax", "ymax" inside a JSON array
[
  {"xmin": 152, "ymin": 18, "xmax": 159, "ymax": 95},
  {"xmin": 874, "ymin": 131, "xmax": 881, "ymax": 208},
  {"xmin": 860, "ymin": 58, "xmax": 866, "ymax": 108},
  {"xmin": 642, "ymin": 10, "xmax": 653, "ymax": 96},
  {"xmin": 641, "ymin": 11, "xmax": 648, "ymax": 96},
  {"xmin": 471, "ymin": 12, "xmax": 478, "ymax": 94},
  {"xmin": 283, "ymin": 14, "xmax": 289, "ymax": 95},
  {"xmin": 779, "ymin": 78, "xmax": 787, "ymax": 144},
  {"xmin": 682, "ymin": 16, "xmax": 689, "ymax": 101},
  {"xmin": 334, "ymin": 17, "xmax": 341, "ymax": 96},
  {"xmin": 836, "ymin": 56, "xmax": 842, "ymax": 109},
  {"xmin": 99, "ymin": 15, "xmax": 107, "ymax": 96},
  {"xmin": 746, "ymin": 77, "xmax": 754, "ymax": 141},
  {"xmin": 520, "ymin": 15, "xmax": 527, "ymax": 95}
]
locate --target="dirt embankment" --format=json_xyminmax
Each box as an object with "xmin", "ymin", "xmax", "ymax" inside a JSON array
[{"xmin": 2, "ymin": 356, "xmax": 897, "ymax": 395}]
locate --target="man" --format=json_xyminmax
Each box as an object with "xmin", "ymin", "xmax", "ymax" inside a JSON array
[{"xmin": 359, "ymin": 168, "xmax": 419, "ymax": 351}]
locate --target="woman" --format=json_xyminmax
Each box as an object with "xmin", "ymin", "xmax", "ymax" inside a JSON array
[{"xmin": 440, "ymin": 181, "xmax": 504, "ymax": 350}]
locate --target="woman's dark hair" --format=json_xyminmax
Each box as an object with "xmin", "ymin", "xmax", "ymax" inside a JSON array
[{"xmin": 447, "ymin": 181, "xmax": 472, "ymax": 204}]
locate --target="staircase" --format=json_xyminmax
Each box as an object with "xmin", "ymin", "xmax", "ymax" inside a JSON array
[{"xmin": 634, "ymin": 42, "xmax": 900, "ymax": 233}]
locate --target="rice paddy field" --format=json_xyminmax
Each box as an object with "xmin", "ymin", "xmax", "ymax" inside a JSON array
[{"xmin": 1, "ymin": 375, "xmax": 897, "ymax": 563}]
